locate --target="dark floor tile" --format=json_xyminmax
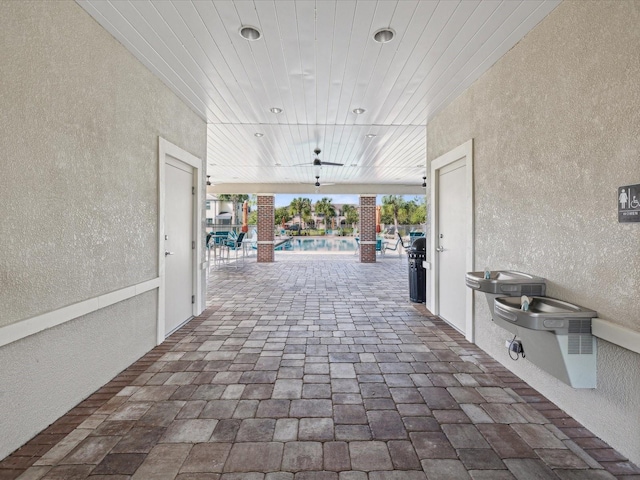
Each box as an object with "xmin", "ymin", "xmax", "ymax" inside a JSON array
[
  {"xmin": 477, "ymin": 424, "xmax": 536, "ymax": 459},
  {"xmin": 409, "ymin": 432, "xmax": 457, "ymax": 459},
  {"xmin": 41, "ymin": 465, "xmax": 94, "ymax": 480},
  {"xmin": 92, "ymin": 453, "xmax": 146, "ymax": 475},
  {"xmin": 457, "ymin": 448, "xmax": 507, "ymax": 470},
  {"xmin": 367, "ymin": 410, "xmax": 407, "ymax": 440},
  {"xmin": 388, "ymin": 440, "xmax": 421, "ymax": 470},
  {"xmin": 111, "ymin": 426, "xmax": 165, "ymax": 454}
]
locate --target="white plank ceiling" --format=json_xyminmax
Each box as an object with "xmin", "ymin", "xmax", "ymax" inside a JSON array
[{"xmin": 79, "ymin": 0, "xmax": 559, "ymax": 193}]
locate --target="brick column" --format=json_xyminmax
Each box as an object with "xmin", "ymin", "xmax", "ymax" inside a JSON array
[
  {"xmin": 257, "ymin": 194, "xmax": 274, "ymax": 263},
  {"xmin": 359, "ymin": 195, "xmax": 377, "ymax": 263}
]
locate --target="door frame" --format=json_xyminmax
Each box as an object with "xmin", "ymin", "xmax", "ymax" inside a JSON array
[
  {"xmin": 429, "ymin": 139, "xmax": 475, "ymax": 342},
  {"xmin": 158, "ymin": 137, "xmax": 204, "ymax": 345}
]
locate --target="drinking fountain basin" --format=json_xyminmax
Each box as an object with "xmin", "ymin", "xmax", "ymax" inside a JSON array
[
  {"xmin": 466, "ymin": 270, "xmax": 547, "ymax": 334},
  {"xmin": 493, "ymin": 296, "xmax": 597, "ymax": 388},
  {"xmin": 494, "ymin": 296, "xmax": 596, "ymax": 334},
  {"xmin": 465, "ymin": 271, "xmax": 546, "ymax": 295}
]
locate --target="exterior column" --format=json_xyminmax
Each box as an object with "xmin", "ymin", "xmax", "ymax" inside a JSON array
[
  {"xmin": 257, "ymin": 194, "xmax": 275, "ymax": 263},
  {"xmin": 359, "ymin": 195, "xmax": 377, "ymax": 263}
]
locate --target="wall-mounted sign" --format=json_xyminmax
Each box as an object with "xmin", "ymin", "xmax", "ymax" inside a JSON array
[{"xmin": 618, "ymin": 184, "xmax": 640, "ymax": 223}]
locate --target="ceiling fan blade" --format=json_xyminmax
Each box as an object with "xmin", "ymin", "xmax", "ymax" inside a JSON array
[
  {"xmin": 290, "ymin": 162, "xmax": 311, "ymax": 167},
  {"xmin": 321, "ymin": 162, "xmax": 344, "ymax": 166}
]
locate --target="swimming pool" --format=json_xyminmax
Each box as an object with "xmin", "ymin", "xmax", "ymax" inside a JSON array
[{"xmin": 283, "ymin": 237, "xmax": 357, "ymax": 252}]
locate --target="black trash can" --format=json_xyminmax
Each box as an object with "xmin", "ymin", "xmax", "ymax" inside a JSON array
[{"xmin": 408, "ymin": 237, "xmax": 426, "ymax": 303}]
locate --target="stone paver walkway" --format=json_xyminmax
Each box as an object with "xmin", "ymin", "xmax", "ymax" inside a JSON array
[{"xmin": 2, "ymin": 253, "xmax": 639, "ymax": 479}]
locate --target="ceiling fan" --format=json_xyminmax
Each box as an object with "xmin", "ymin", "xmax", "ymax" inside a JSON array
[
  {"xmin": 294, "ymin": 148, "xmax": 344, "ymax": 167},
  {"xmin": 314, "ymin": 175, "xmax": 335, "ymax": 187}
]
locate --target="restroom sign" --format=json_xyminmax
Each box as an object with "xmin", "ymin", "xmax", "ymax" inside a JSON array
[{"xmin": 618, "ymin": 184, "xmax": 640, "ymax": 222}]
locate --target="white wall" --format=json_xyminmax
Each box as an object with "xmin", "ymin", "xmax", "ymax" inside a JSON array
[
  {"xmin": 427, "ymin": 0, "xmax": 640, "ymax": 463},
  {"xmin": 0, "ymin": 0, "xmax": 206, "ymax": 458}
]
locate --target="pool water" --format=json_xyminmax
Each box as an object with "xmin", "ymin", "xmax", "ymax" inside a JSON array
[{"xmin": 285, "ymin": 237, "xmax": 357, "ymax": 252}]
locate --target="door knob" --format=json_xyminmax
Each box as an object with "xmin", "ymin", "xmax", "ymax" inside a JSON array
[
  {"xmin": 435, "ymin": 246, "xmax": 444, "ymax": 252},
  {"xmin": 165, "ymin": 251, "xmax": 174, "ymax": 256}
]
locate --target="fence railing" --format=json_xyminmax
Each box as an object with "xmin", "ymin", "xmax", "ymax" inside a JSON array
[{"xmin": 206, "ymin": 223, "xmax": 426, "ymax": 238}]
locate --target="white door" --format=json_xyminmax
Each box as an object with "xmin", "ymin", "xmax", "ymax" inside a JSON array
[
  {"xmin": 437, "ymin": 158, "xmax": 467, "ymax": 334},
  {"xmin": 164, "ymin": 157, "xmax": 194, "ymax": 336}
]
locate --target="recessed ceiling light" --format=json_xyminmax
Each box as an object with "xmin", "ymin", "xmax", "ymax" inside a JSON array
[
  {"xmin": 240, "ymin": 26, "xmax": 261, "ymax": 41},
  {"xmin": 373, "ymin": 28, "xmax": 395, "ymax": 44},
  {"xmin": 365, "ymin": 133, "xmax": 376, "ymax": 138},
  {"xmin": 254, "ymin": 132, "xmax": 264, "ymax": 137},
  {"xmin": 352, "ymin": 108, "xmax": 366, "ymax": 115},
  {"xmin": 270, "ymin": 107, "xmax": 283, "ymax": 114}
]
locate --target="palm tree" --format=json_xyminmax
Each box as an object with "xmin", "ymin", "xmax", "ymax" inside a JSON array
[
  {"xmin": 218, "ymin": 194, "xmax": 250, "ymax": 226},
  {"xmin": 314, "ymin": 197, "xmax": 336, "ymax": 231},
  {"xmin": 381, "ymin": 195, "xmax": 406, "ymax": 234},
  {"xmin": 342, "ymin": 204, "xmax": 359, "ymax": 229},
  {"xmin": 289, "ymin": 197, "xmax": 312, "ymax": 230}
]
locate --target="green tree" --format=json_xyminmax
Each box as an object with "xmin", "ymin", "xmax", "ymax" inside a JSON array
[
  {"xmin": 289, "ymin": 197, "xmax": 312, "ymax": 229},
  {"xmin": 248, "ymin": 210, "xmax": 257, "ymax": 225},
  {"xmin": 218, "ymin": 194, "xmax": 250, "ymax": 225},
  {"xmin": 409, "ymin": 197, "xmax": 426, "ymax": 225},
  {"xmin": 342, "ymin": 204, "xmax": 359, "ymax": 229},
  {"xmin": 275, "ymin": 206, "xmax": 292, "ymax": 227},
  {"xmin": 314, "ymin": 197, "xmax": 336, "ymax": 230},
  {"xmin": 381, "ymin": 195, "xmax": 406, "ymax": 233}
]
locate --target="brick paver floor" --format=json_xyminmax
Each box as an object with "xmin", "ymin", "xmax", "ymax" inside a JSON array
[{"xmin": 3, "ymin": 253, "xmax": 640, "ymax": 479}]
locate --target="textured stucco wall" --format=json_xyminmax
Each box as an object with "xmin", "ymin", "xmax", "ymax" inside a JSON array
[
  {"xmin": 427, "ymin": 0, "xmax": 640, "ymax": 463},
  {"xmin": 0, "ymin": 0, "xmax": 206, "ymax": 459},
  {"xmin": 0, "ymin": 0, "xmax": 206, "ymax": 326}
]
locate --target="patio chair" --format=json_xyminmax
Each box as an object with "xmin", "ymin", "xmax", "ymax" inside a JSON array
[
  {"xmin": 397, "ymin": 231, "xmax": 407, "ymax": 248},
  {"xmin": 221, "ymin": 231, "xmax": 246, "ymax": 267},
  {"xmin": 354, "ymin": 237, "xmax": 360, "ymax": 255},
  {"xmin": 384, "ymin": 236, "xmax": 404, "ymax": 255},
  {"xmin": 207, "ymin": 231, "xmax": 230, "ymax": 267}
]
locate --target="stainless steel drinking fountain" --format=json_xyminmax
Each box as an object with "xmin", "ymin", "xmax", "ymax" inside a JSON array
[
  {"xmin": 494, "ymin": 296, "xmax": 597, "ymax": 388},
  {"xmin": 465, "ymin": 271, "xmax": 547, "ymax": 334},
  {"xmin": 466, "ymin": 270, "xmax": 597, "ymax": 388}
]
